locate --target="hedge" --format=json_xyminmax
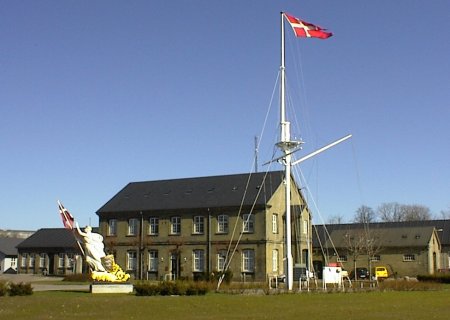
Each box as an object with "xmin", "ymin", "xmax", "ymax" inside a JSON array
[
  {"xmin": 135, "ymin": 281, "xmax": 209, "ymax": 296},
  {"xmin": 417, "ymin": 274, "xmax": 450, "ymax": 283},
  {"xmin": 0, "ymin": 282, "xmax": 33, "ymax": 297}
]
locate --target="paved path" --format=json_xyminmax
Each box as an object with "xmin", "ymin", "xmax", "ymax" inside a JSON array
[
  {"xmin": 0, "ymin": 274, "xmax": 90, "ymax": 292},
  {"xmin": 0, "ymin": 274, "xmax": 63, "ymax": 283}
]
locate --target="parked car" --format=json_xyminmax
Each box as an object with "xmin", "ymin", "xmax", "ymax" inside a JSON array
[
  {"xmin": 373, "ymin": 266, "xmax": 389, "ymax": 280},
  {"xmin": 350, "ymin": 267, "xmax": 369, "ymax": 280}
]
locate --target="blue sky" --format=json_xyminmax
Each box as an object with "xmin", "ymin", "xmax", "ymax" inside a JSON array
[{"xmin": 1, "ymin": 0, "xmax": 449, "ymax": 230}]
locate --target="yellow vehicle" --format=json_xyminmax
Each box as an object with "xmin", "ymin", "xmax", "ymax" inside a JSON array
[{"xmin": 374, "ymin": 266, "xmax": 389, "ymax": 280}]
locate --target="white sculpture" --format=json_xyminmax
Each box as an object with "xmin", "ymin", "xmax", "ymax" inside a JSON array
[
  {"xmin": 75, "ymin": 223, "xmax": 107, "ymax": 272},
  {"xmin": 58, "ymin": 201, "xmax": 130, "ymax": 282}
]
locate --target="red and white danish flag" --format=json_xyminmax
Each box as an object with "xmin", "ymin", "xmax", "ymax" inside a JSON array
[
  {"xmin": 58, "ymin": 200, "xmax": 75, "ymax": 230},
  {"xmin": 284, "ymin": 13, "xmax": 332, "ymax": 39}
]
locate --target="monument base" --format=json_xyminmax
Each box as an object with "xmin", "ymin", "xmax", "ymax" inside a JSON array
[{"xmin": 90, "ymin": 282, "xmax": 134, "ymax": 294}]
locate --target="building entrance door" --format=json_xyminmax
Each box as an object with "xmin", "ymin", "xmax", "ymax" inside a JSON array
[
  {"xmin": 48, "ymin": 254, "xmax": 55, "ymax": 275},
  {"xmin": 170, "ymin": 252, "xmax": 180, "ymax": 280},
  {"xmin": 433, "ymin": 252, "xmax": 437, "ymax": 273}
]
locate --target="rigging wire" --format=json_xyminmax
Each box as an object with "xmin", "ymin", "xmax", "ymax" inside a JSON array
[
  {"xmin": 218, "ymin": 29, "xmax": 362, "ymax": 288},
  {"xmin": 224, "ymin": 72, "xmax": 280, "ymax": 259},
  {"xmin": 285, "ymin": 32, "xmax": 315, "ymax": 148},
  {"xmin": 286, "ymin": 32, "xmax": 363, "ymax": 268},
  {"xmin": 217, "ymin": 73, "xmax": 280, "ymax": 290},
  {"xmin": 292, "ymin": 164, "xmax": 341, "ymax": 264},
  {"xmin": 257, "ymin": 72, "xmax": 281, "ymax": 160},
  {"xmin": 217, "ymin": 166, "xmax": 274, "ymax": 290},
  {"xmin": 284, "ymin": 31, "xmax": 322, "ymax": 207}
]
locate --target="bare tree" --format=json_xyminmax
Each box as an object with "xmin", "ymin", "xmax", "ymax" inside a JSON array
[
  {"xmin": 353, "ymin": 205, "xmax": 376, "ymax": 224},
  {"xmin": 377, "ymin": 202, "xmax": 403, "ymax": 222},
  {"xmin": 439, "ymin": 206, "xmax": 450, "ymax": 219},
  {"xmin": 342, "ymin": 227, "xmax": 383, "ymax": 279},
  {"xmin": 342, "ymin": 224, "xmax": 382, "ymax": 280},
  {"xmin": 364, "ymin": 228, "xmax": 383, "ymax": 278},
  {"xmin": 343, "ymin": 229, "xmax": 366, "ymax": 278},
  {"xmin": 376, "ymin": 203, "xmax": 432, "ymax": 222},
  {"xmin": 400, "ymin": 204, "xmax": 431, "ymax": 221},
  {"xmin": 328, "ymin": 214, "xmax": 345, "ymax": 224}
]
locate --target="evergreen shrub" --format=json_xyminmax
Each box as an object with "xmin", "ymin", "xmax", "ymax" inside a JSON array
[
  {"xmin": 134, "ymin": 281, "xmax": 210, "ymax": 296},
  {"xmin": 8, "ymin": 282, "xmax": 33, "ymax": 296},
  {"xmin": 135, "ymin": 282, "xmax": 160, "ymax": 296},
  {"xmin": 417, "ymin": 274, "xmax": 450, "ymax": 283},
  {"xmin": 0, "ymin": 281, "xmax": 7, "ymax": 296}
]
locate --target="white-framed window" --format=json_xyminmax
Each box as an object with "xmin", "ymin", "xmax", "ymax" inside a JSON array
[
  {"xmin": 242, "ymin": 249, "xmax": 255, "ymax": 272},
  {"xmin": 170, "ymin": 216, "xmax": 181, "ymax": 235},
  {"xmin": 127, "ymin": 251, "xmax": 137, "ymax": 270},
  {"xmin": 108, "ymin": 219, "xmax": 117, "ymax": 236},
  {"xmin": 39, "ymin": 253, "xmax": 46, "ymax": 268},
  {"xmin": 272, "ymin": 214, "xmax": 278, "ymax": 234},
  {"xmin": 217, "ymin": 215, "xmax": 229, "ymax": 233},
  {"xmin": 193, "ymin": 216, "xmax": 204, "ymax": 234},
  {"xmin": 217, "ymin": 250, "xmax": 227, "ymax": 272},
  {"xmin": 303, "ymin": 220, "xmax": 308, "ymax": 235},
  {"xmin": 242, "ymin": 214, "xmax": 254, "ymax": 233},
  {"xmin": 149, "ymin": 217, "xmax": 159, "ymax": 235},
  {"xmin": 58, "ymin": 253, "xmax": 65, "ymax": 268},
  {"xmin": 193, "ymin": 250, "xmax": 205, "ymax": 272},
  {"xmin": 21, "ymin": 253, "xmax": 28, "ymax": 268},
  {"xmin": 403, "ymin": 254, "xmax": 415, "ymax": 262},
  {"xmin": 29, "ymin": 254, "xmax": 35, "ymax": 268},
  {"xmin": 148, "ymin": 250, "xmax": 158, "ymax": 272},
  {"xmin": 371, "ymin": 255, "xmax": 381, "ymax": 262},
  {"xmin": 128, "ymin": 218, "xmax": 139, "ymax": 236},
  {"xmin": 67, "ymin": 253, "xmax": 74, "ymax": 268},
  {"xmin": 272, "ymin": 249, "xmax": 278, "ymax": 272},
  {"xmin": 337, "ymin": 255, "xmax": 347, "ymax": 262},
  {"xmin": 11, "ymin": 257, "xmax": 17, "ymax": 268}
]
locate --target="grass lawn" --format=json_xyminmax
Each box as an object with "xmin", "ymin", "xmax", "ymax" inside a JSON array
[{"xmin": 1, "ymin": 290, "xmax": 450, "ymax": 320}]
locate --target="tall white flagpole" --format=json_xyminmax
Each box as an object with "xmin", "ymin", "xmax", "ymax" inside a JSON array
[
  {"xmin": 278, "ymin": 12, "xmax": 348, "ymax": 291},
  {"xmin": 279, "ymin": 12, "xmax": 296, "ymax": 291}
]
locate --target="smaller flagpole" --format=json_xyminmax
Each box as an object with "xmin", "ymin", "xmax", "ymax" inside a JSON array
[
  {"xmin": 73, "ymin": 226, "xmax": 85, "ymax": 257},
  {"xmin": 57, "ymin": 200, "xmax": 85, "ymax": 256}
]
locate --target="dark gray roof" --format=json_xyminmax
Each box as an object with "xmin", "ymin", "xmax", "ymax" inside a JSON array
[
  {"xmin": 0, "ymin": 237, "xmax": 24, "ymax": 256},
  {"xmin": 97, "ymin": 171, "xmax": 285, "ymax": 214},
  {"xmin": 16, "ymin": 228, "xmax": 79, "ymax": 250},
  {"xmin": 314, "ymin": 220, "xmax": 450, "ymax": 247},
  {"xmin": 325, "ymin": 226, "xmax": 436, "ymax": 248}
]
